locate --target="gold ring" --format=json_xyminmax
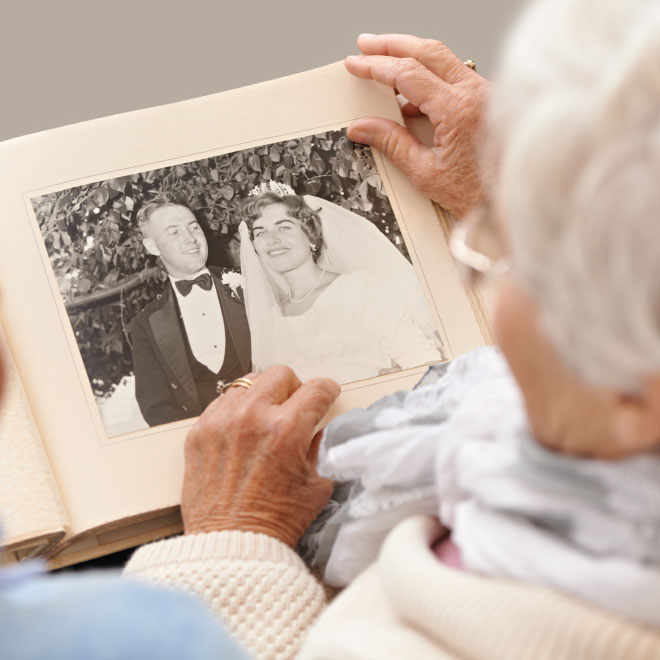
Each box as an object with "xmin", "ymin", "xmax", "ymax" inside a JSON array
[
  {"xmin": 216, "ymin": 377, "xmax": 253, "ymax": 395},
  {"xmin": 464, "ymin": 59, "xmax": 477, "ymax": 71},
  {"xmin": 231, "ymin": 377, "xmax": 253, "ymax": 390}
]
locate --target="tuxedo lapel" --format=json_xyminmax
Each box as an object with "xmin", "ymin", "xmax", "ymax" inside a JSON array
[
  {"xmin": 148, "ymin": 286, "xmax": 198, "ymax": 404},
  {"xmin": 212, "ymin": 270, "xmax": 252, "ymax": 372}
]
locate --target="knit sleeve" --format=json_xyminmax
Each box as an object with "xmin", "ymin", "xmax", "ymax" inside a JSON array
[{"xmin": 123, "ymin": 531, "xmax": 326, "ymax": 660}]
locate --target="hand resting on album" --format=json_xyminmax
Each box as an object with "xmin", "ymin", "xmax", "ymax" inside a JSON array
[{"xmin": 181, "ymin": 365, "xmax": 340, "ymax": 548}]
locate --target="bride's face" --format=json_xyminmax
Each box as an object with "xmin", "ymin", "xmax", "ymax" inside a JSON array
[{"xmin": 251, "ymin": 203, "xmax": 314, "ymax": 273}]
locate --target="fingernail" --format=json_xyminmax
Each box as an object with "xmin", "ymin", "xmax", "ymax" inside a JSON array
[
  {"xmin": 346, "ymin": 55, "xmax": 362, "ymax": 61},
  {"xmin": 359, "ymin": 33, "xmax": 376, "ymax": 39}
]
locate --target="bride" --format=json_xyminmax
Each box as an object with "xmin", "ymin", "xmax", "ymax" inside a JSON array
[{"xmin": 239, "ymin": 182, "xmax": 444, "ymax": 383}]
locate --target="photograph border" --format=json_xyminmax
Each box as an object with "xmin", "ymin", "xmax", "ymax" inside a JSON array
[{"xmin": 23, "ymin": 122, "xmax": 449, "ymax": 446}]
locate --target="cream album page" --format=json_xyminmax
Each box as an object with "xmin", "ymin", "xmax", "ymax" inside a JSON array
[{"xmin": 0, "ymin": 323, "xmax": 68, "ymax": 553}]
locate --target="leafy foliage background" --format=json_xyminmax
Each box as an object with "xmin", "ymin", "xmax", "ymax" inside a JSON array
[{"xmin": 31, "ymin": 129, "xmax": 407, "ymax": 397}]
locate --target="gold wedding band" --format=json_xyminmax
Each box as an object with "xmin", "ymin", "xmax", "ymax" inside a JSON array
[
  {"xmin": 231, "ymin": 377, "xmax": 253, "ymax": 390},
  {"xmin": 216, "ymin": 377, "xmax": 253, "ymax": 395},
  {"xmin": 464, "ymin": 59, "xmax": 477, "ymax": 71}
]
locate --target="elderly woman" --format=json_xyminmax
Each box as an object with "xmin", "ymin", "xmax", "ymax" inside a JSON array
[
  {"xmin": 239, "ymin": 187, "xmax": 443, "ymax": 383},
  {"xmin": 124, "ymin": 0, "xmax": 660, "ymax": 658}
]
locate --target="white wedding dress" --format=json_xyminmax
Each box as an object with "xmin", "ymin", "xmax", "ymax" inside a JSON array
[
  {"xmin": 239, "ymin": 195, "xmax": 445, "ymax": 383},
  {"xmin": 279, "ymin": 270, "xmax": 443, "ymax": 383}
]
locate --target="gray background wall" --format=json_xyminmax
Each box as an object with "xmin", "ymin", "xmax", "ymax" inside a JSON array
[{"xmin": 1, "ymin": 0, "xmax": 524, "ymax": 142}]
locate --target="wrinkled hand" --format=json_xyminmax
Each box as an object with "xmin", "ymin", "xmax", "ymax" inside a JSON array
[
  {"xmin": 345, "ymin": 34, "xmax": 490, "ymax": 218},
  {"xmin": 182, "ymin": 366, "xmax": 340, "ymax": 547}
]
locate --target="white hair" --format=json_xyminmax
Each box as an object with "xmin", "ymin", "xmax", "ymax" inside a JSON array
[{"xmin": 489, "ymin": 0, "xmax": 660, "ymax": 392}]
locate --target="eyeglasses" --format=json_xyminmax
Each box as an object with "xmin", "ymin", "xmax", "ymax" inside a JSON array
[{"xmin": 449, "ymin": 203, "xmax": 511, "ymax": 287}]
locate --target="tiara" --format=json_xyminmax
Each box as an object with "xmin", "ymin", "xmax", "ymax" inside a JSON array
[{"xmin": 247, "ymin": 181, "xmax": 296, "ymax": 197}]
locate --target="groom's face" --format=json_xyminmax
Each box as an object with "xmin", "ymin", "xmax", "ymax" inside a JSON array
[{"xmin": 142, "ymin": 205, "xmax": 208, "ymax": 279}]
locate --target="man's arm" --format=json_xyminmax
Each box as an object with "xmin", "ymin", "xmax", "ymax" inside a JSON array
[
  {"xmin": 125, "ymin": 530, "xmax": 326, "ymax": 660},
  {"xmin": 130, "ymin": 317, "xmax": 192, "ymax": 426}
]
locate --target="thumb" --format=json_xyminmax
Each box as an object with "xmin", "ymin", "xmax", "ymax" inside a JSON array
[{"xmin": 347, "ymin": 118, "xmax": 432, "ymax": 184}]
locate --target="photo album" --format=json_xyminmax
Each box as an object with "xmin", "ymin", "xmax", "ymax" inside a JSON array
[{"xmin": 0, "ymin": 62, "xmax": 491, "ymax": 566}]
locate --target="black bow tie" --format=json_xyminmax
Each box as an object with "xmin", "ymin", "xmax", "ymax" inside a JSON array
[{"xmin": 175, "ymin": 273, "xmax": 213, "ymax": 296}]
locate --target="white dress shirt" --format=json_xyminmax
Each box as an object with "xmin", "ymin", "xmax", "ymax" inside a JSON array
[{"xmin": 170, "ymin": 269, "xmax": 225, "ymax": 373}]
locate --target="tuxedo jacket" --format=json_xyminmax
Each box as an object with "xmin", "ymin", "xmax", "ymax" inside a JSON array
[{"xmin": 130, "ymin": 267, "xmax": 251, "ymax": 426}]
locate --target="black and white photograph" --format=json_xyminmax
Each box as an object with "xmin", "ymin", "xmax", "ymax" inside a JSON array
[{"xmin": 31, "ymin": 129, "xmax": 444, "ymax": 438}]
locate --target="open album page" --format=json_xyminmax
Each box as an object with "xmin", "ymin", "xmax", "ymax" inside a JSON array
[
  {"xmin": 0, "ymin": 62, "xmax": 487, "ymax": 544},
  {"xmin": 0, "ymin": 323, "xmax": 68, "ymax": 555}
]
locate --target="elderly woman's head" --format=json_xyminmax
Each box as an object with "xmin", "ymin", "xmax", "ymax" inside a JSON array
[
  {"xmin": 484, "ymin": 0, "xmax": 660, "ymax": 457},
  {"xmin": 241, "ymin": 193, "xmax": 324, "ymax": 272}
]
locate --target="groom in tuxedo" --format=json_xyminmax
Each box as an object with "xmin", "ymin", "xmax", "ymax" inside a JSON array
[{"xmin": 130, "ymin": 192, "xmax": 251, "ymax": 427}]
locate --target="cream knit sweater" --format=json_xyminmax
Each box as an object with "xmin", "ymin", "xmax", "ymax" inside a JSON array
[{"xmin": 124, "ymin": 516, "xmax": 660, "ymax": 660}]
